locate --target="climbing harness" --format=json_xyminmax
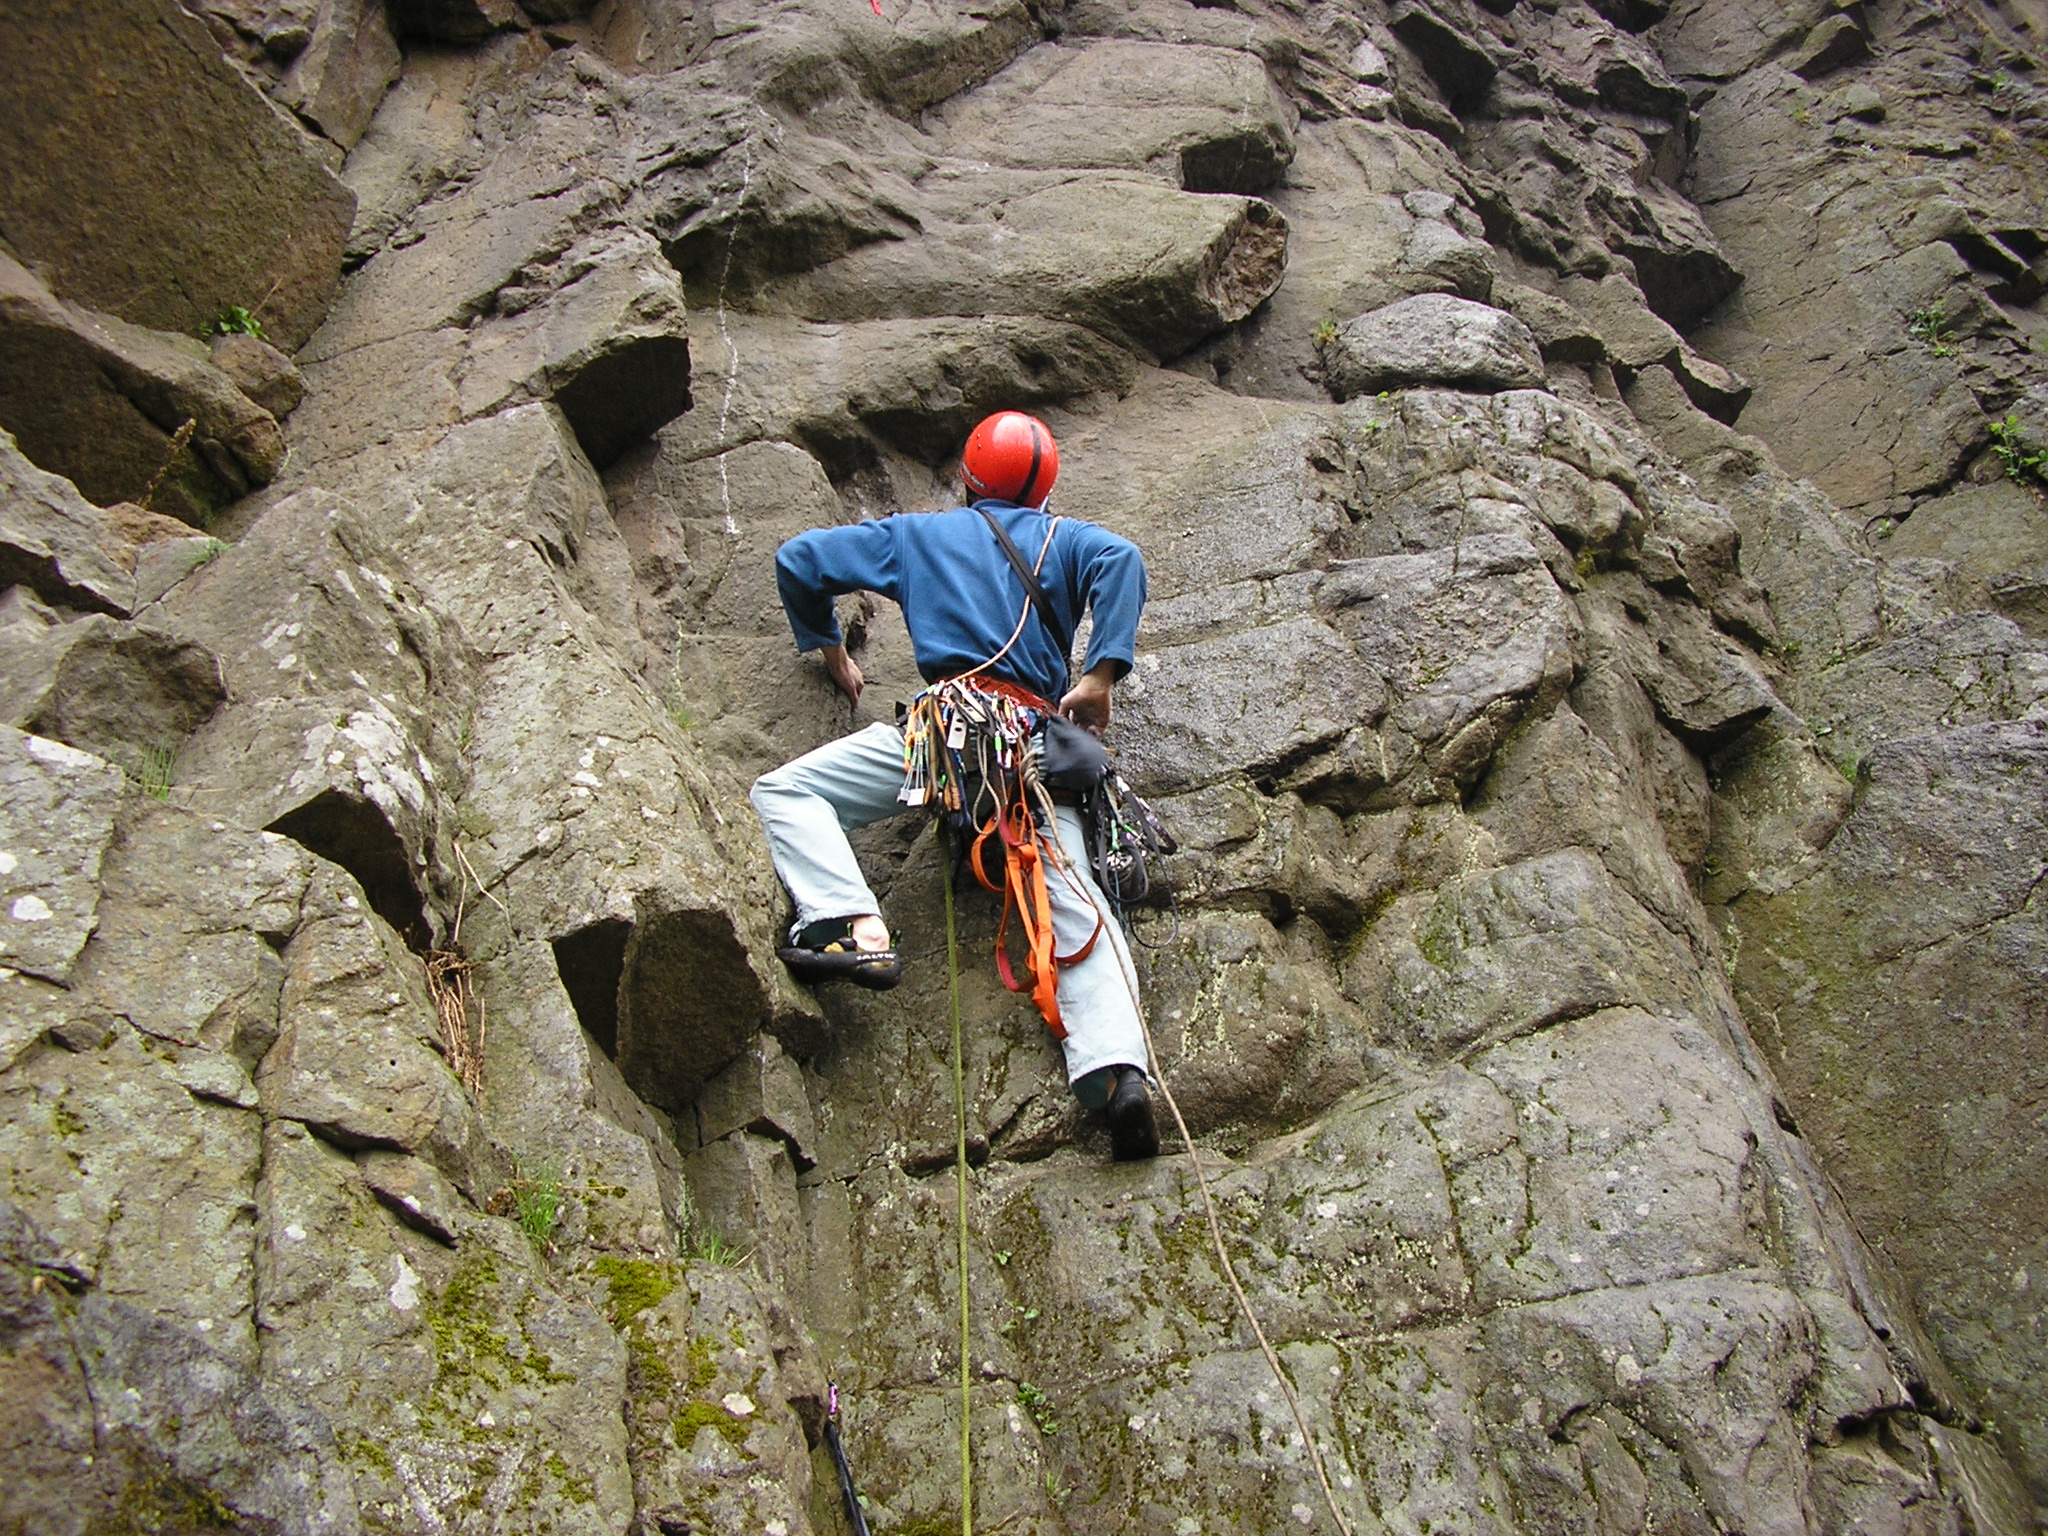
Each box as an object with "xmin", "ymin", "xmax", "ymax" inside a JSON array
[{"xmin": 901, "ymin": 676, "xmax": 1107, "ymax": 1040}]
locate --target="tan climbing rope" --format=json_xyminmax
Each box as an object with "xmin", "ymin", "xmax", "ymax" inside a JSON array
[{"xmin": 1082, "ymin": 862, "xmax": 1357, "ymax": 1536}]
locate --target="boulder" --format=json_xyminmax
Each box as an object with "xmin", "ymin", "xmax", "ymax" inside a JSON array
[
  {"xmin": 208, "ymin": 331, "xmax": 308, "ymax": 420},
  {"xmin": 1495, "ymin": 282, "xmax": 1606, "ymax": 364},
  {"xmin": 1788, "ymin": 12, "xmax": 1869, "ymax": 79},
  {"xmin": 1399, "ymin": 196, "xmax": 1497, "ymax": 300},
  {"xmin": 259, "ymin": 864, "xmax": 505, "ymax": 1199},
  {"xmin": 384, "ymin": 0, "xmax": 522, "ymax": 42},
  {"xmin": 1389, "ymin": 2, "xmax": 1498, "ymax": 112},
  {"xmin": 694, "ymin": 1033, "xmax": 819, "ymax": 1168},
  {"xmin": 631, "ymin": 313, "xmax": 1138, "ymax": 474},
  {"xmin": 772, "ymin": 177, "xmax": 1289, "ymax": 362},
  {"xmin": 455, "ymin": 231, "xmax": 693, "ymax": 469},
  {"xmin": 0, "ymin": 0, "xmax": 354, "ymax": 351},
  {"xmin": 0, "ymin": 255, "xmax": 284, "ymax": 526},
  {"xmin": 276, "ymin": 0, "xmax": 403, "ymax": 149},
  {"xmin": 1656, "ymin": 0, "xmax": 1835, "ymax": 80},
  {"xmin": 1323, "ymin": 294, "xmax": 1545, "ymax": 398}
]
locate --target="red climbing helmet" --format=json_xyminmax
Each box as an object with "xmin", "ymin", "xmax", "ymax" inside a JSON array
[{"xmin": 961, "ymin": 411, "xmax": 1059, "ymax": 508}]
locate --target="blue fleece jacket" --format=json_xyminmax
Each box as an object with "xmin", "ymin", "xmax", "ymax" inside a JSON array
[{"xmin": 774, "ymin": 501, "xmax": 1147, "ymax": 703}]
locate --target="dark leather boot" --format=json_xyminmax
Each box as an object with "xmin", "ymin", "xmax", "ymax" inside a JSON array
[{"xmin": 1107, "ymin": 1067, "xmax": 1160, "ymax": 1161}]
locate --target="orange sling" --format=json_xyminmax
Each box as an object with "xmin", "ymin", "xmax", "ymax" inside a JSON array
[{"xmin": 969, "ymin": 796, "xmax": 1102, "ymax": 1041}]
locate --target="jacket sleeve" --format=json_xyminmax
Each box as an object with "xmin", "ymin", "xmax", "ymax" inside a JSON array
[
  {"xmin": 774, "ymin": 520, "xmax": 901, "ymax": 652},
  {"xmin": 1069, "ymin": 523, "xmax": 1147, "ymax": 680}
]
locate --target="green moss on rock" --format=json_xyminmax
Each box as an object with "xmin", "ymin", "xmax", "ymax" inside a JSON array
[
  {"xmin": 673, "ymin": 1399, "xmax": 751, "ymax": 1450},
  {"xmin": 85, "ymin": 1471, "xmax": 236, "ymax": 1535},
  {"xmin": 590, "ymin": 1255, "xmax": 678, "ymax": 1325}
]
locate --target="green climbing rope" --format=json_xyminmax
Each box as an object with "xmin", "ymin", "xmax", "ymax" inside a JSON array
[{"xmin": 942, "ymin": 849, "xmax": 973, "ymax": 1536}]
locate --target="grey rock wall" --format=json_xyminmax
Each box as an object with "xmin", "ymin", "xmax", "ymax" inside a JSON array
[{"xmin": 0, "ymin": 0, "xmax": 2043, "ymax": 1533}]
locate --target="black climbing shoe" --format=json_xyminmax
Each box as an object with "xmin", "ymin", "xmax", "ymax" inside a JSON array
[
  {"xmin": 1107, "ymin": 1067, "xmax": 1160, "ymax": 1162},
  {"xmin": 777, "ymin": 918, "xmax": 902, "ymax": 991}
]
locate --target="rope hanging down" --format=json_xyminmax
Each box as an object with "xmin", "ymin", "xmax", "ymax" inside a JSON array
[
  {"xmin": 943, "ymin": 849, "xmax": 974, "ymax": 1536},
  {"xmin": 938, "ymin": 839, "xmax": 1356, "ymax": 1536},
  {"xmin": 1051, "ymin": 841, "xmax": 1360, "ymax": 1536},
  {"xmin": 1127, "ymin": 986, "xmax": 1357, "ymax": 1536}
]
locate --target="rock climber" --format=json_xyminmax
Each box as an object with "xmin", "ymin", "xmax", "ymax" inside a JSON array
[{"xmin": 748, "ymin": 410, "xmax": 1160, "ymax": 1160}]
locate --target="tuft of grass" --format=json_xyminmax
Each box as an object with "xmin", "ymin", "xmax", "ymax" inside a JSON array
[
  {"xmin": 1311, "ymin": 317, "xmax": 1339, "ymax": 348},
  {"xmin": 128, "ymin": 742, "xmax": 176, "ymax": 800},
  {"xmin": 686, "ymin": 1225, "xmax": 747, "ymax": 1267},
  {"xmin": 510, "ymin": 1164, "xmax": 563, "ymax": 1253},
  {"xmin": 1989, "ymin": 414, "xmax": 2048, "ymax": 486},
  {"xmin": 211, "ymin": 306, "xmax": 266, "ymax": 340},
  {"xmin": 1907, "ymin": 301, "xmax": 1957, "ymax": 358}
]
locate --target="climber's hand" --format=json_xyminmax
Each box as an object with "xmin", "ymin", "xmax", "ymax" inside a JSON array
[
  {"xmin": 1059, "ymin": 663, "xmax": 1117, "ymax": 737},
  {"xmin": 822, "ymin": 643, "xmax": 864, "ymax": 705}
]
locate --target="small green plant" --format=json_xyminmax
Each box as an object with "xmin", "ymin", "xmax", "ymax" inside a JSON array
[
  {"xmin": 1907, "ymin": 301, "xmax": 1957, "ymax": 358},
  {"xmin": 1311, "ymin": 317, "xmax": 1338, "ymax": 348},
  {"xmin": 668, "ymin": 702, "xmax": 697, "ymax": 732},
  {"xmin": 1790, "ymin": 105, "xmax": 1814, "ymax": 125},
  {"xmin": 687, "ymin": 1225, "xmax": 748, "ymax": 1267},
  {"xmin": 1989, "ymin": 414, "xmax": 2048, "ymax": 485},
  {"xmin": 1016, "ymin": 1380, "xmax": 1059, "ymax": 1437},
  {"xmin": 996, "ymin": 1302, "xmax": 1040, "ymax": 1336},
  {"xmin": 211, "ymin": 306, "xmax": 266, "ymax": 340},
  {"xmin": 128, "ymin": 742, "xmax": 176, "ymax": 801},
  {"xmin": 510, "ymin": 1164, "xmax": 563, "ymax": 1253}
]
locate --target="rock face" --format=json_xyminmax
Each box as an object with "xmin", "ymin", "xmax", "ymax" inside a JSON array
[{"xmin": 1, "ymin": 0, "xmax": 2045, "ymax": 1533}]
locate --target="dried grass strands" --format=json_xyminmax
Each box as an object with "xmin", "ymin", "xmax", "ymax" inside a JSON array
[{"xmin": 423, "ymin": 948, "xmax": 485, "ymax": 1099}]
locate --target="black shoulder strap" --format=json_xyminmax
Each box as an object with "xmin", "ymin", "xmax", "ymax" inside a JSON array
[{"xmin": 977, "ymin": 505, "xmax": 1074, "ymax": 671}]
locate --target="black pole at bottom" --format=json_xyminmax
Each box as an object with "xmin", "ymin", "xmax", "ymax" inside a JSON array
[{"xmin": 826, "ymin": 1383, "xmax": 870, "ymax": 1536}]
